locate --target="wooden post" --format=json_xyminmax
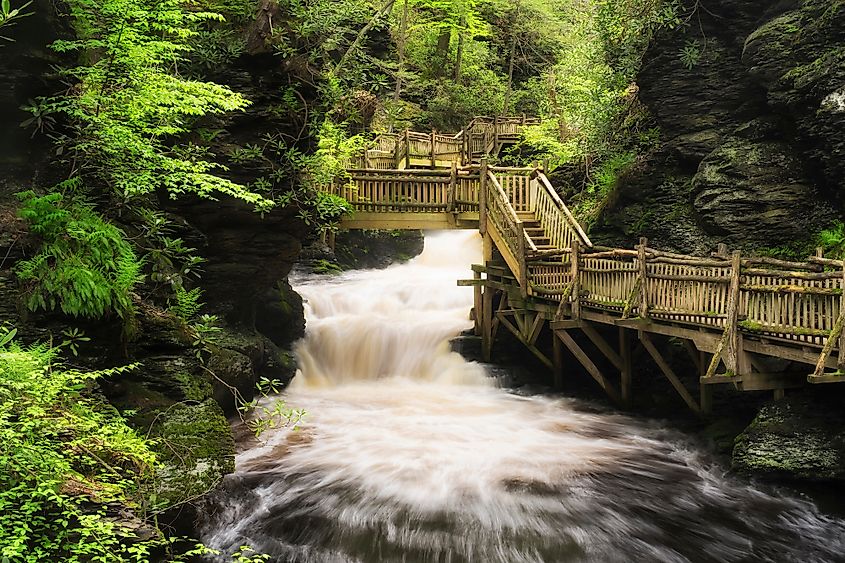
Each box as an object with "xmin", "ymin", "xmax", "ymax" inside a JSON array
[
  {"xmin": 570, "ymin": 239, "xmax": 581, "ymax": 320},
  {"xmin": 620, "ymin": 327, "xmax": 632, "ymax": 406},
  {"xmin": 638, "ymin": 237, "xmax": 649, "ymax": 319},
  {"xmin": 553, "ymin": 331, "xmax": 564, "ymax": 389},
  {"xmin": 479, "ymin": 158, "xmax": 488, "ymax": 235},
  {"xmin": 724, "ymin": 250, "xmax": 742, "ymax": 374},
  {"xmin": 716, "ymin": 243, "xmax": 728, "ymax": 258},
  {"xmin": 701, "ymin": 381, "xmax": 713, "ymax": 415},
  {"xmin": 404, "ymin": 129, "xmax": 411, "ymax": 169},
  {"xmin": 473, "ymin": 269, "xmax": 482, "ymax": 336},
  {"xmin": 430, "ymin": 130, "xmax": 436, "ymax": 168},
  {"xmin": 518, "ymin": 225, "xmax": 528, "ymax": 297},
  {"xmin": 839, "ymin": 262, "xmax": 845, "ymax": 372},
  {"xmin": 481, "ymin": 286, "xmax": 494, "ymax": 361},
  {"xmin": 448, "ymin": 161, "xmax": 457, "ymax": 213},
  {"xmin": 493, "ymin": 116, "xmax": 500, "ymax": 155}
]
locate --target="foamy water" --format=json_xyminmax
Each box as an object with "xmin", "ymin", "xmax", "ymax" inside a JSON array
[{"xmin": 201, "ymin": 232, "xmax": 845, "ymax": 562}]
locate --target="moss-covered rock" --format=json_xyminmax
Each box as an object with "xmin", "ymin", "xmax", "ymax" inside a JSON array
[
  {"xmin": 732, "ymin": 395, "xmax": 845, "ymax": 481},
  {"xmin": 148, "ymin": 399, "xmax": 235, "ymax": 505},
  {"xmin": 692, "ymin": 136, "xmax": 836, "ymax": 247}
]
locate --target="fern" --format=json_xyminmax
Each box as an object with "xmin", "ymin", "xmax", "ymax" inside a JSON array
[
  {"xmin": 168, "ymin": 286, "xmax": 205, "ymax": 321},
  {"xmin": 16, "ymin": 190, "xmax": 143, "ymax": 320},
  {"xmin": 818, "ymin": 221, "xmax": 845, "ymax": 258}
]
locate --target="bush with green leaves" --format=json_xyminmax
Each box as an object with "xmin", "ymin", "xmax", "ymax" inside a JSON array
[
  {"xmin": 16, "ymin": 188, "xmax": 143, "ymax": 320},
  {"xmin": 0, "ymin": 327, "xmax": 159, "ymax": 562},
  {"xmin": 47, "ymin": 0, "xmax": 272, "ymax": 211}
]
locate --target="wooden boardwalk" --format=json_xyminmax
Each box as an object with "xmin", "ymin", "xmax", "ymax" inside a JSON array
[{"xmin": 327, "ymin": 118, "xmax": 845, "ymax": 414}]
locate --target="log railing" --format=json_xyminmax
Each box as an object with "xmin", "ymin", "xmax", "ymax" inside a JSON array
[
  {"xmin": 485, "ymin": 170, "xmax": 528, "ymax": 287},
  {"xmin": 332, "ymin": 158, "xmax": 845, "ymax": 373},
  {"xmin": 351, "ymin": 116, "xmax": 541, "ymax": 169},
  {"xmin": 530, "ymin": 172, "xmax": 590, "ymax": 253}
]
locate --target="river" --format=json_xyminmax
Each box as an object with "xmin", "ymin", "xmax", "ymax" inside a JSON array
[{"xmin": 200, "ymin": 231, "xmax": 845, "ymax": 563}]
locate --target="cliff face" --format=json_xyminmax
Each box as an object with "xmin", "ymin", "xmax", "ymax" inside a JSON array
[
  {"xmin": 595, "ymin": 0, "xmax": 845, "ymax": 254},
  {"xmin": 0, "ymin": 3, "xmax": 311, "ymax": 526}
]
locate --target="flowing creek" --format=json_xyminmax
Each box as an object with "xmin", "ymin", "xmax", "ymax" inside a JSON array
[{"xmin": 201, "ymin": 231, "xmax": 845, "ymax": 563}]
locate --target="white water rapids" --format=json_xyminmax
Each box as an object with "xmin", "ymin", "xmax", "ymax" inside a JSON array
[{"xmin": 201, "ymin": 231, "xmax": 845, "ymax": 562}]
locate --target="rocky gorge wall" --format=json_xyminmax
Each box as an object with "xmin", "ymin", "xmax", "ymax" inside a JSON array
[
  {"xmin": 0, "ymin": 0, "xmax": 314, "ymax": 530},
  {"xmin": 594, "ymin": 0, "xmax": 844, "ymax": 255}
]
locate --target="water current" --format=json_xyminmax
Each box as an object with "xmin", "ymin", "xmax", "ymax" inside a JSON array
[{"xmin": 201, "ymin": 231, "xmax": 845, "ymax": 563}]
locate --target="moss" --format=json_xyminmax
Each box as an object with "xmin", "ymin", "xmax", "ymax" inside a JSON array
[
  {"xmin": 149, "ymin": 399, "xmax": 235, "ymax": 505},
  {"xmin": 173, "ymin": 371, "xmax": 213, "ymax": 402},
  {"xmin": 732, "ymin": 398, "xmax": 845, "ymax": 481}
]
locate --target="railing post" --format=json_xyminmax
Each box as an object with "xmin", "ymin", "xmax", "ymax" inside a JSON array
[
  {"xmin": 479, "ymin": 158, "xmax": 488, "ymax": 235},
  {"xmin": 494, "ymin": 116, "xmax": 500, "ymax": 155},
  {"xmin": 448, "ymin": 161, "xmax": 457, "ymax": 213},
  {"xmin": 519, "ymin": 224, "xmax": 528, "ymax": 297},
  {"xmin": 430, "ymin": 130, "xmax": 436, "ymax": 168},
  {"xmin": 724, "ymin": 250, "xmax": 742, "ymax": 374},
  {"xmin": 836, "ymin": 262, "xmax": 845, "ymax": 373},
  {"xmin": 571, "ymin": 239, "xmax": 581, "ymax": 320},
  {"xmin": 404, "ymin": 129, "xmax": 410, "ymax": 169},
  {"xmin": 638, "ymin": 237, "xmax": 649, "ymax": 319}
]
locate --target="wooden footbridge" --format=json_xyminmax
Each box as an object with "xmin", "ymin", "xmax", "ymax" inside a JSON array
[{"xmin": 327, "ymin": 117, "xmax": 845, "ymax": 414}]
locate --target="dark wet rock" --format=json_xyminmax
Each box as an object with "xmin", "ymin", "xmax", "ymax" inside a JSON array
[
  {"xmin": 596, "ymin": 0, "xmax": 845, "ymax": 254},
  {"xmin": 300, "ymin": 229, "xmax": 426, "ymax": 272},
  {"xmin": 692, "ymin": 137, "xmax": 836, "ymax": 246},
  {"xmin": 733, "ymin": 393, "xmax": 845, "ymax": 481}
]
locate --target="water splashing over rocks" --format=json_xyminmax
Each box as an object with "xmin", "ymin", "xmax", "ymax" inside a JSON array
[{"xmin": 201, "ymin": 232, "xmax": 845, "ymax": 562}]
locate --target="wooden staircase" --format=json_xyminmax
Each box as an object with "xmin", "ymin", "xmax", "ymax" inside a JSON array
[{"xmin": 518, "ymin": 212, "xmax": 556, "ymax": 254}]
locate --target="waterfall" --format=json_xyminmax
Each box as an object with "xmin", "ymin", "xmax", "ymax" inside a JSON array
[{"xmin": 201, "ymin": 231, "xmax": 845, "ymax": 563}]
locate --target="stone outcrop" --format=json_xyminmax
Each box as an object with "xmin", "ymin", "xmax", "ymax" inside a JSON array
[
  {"xmin": 732, "ymin": 392, "xmax": 845, "ymax": 481},
  {"xmin": 595, "ymin": 0, "xmax": 845, "ymax": 254}
]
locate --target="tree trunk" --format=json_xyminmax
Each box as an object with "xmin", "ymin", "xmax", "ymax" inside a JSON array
[
  {"xmin": 390, "ymin": 0, "xmax": 409, "ymax": 132},
  {"xmin": 435, "ymin": 28, "xmax": 451, "ymax": 76},
  {"xmin": 503, "ymin": 31, "xmax": 517, "ymax": 114},
  {"xmin": 454, "ymin": 17, "xmax": 465, "ymax": 82},
  {"xmin": 332, "ymin": 0, "xmax": 397, "ymax": 76}
]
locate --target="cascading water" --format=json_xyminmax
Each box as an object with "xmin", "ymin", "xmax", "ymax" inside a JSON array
[{"xmin": 201, "ymin": 231, "xmax": 845, "ymax": 563}]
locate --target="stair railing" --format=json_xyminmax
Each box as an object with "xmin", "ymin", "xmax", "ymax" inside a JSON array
[{"xmin": 486, "ymin": 169, "xmax": 529, "ymax": 289}]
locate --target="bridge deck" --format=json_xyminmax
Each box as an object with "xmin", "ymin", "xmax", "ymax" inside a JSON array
[{"xmin": 327, "ymin": 118, "xmax": 845, "ymax": 413}]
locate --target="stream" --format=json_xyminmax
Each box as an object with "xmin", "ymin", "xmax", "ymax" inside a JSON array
[{"xmin": 200, "ymin": 231, "xmax": 845, "ymax": 563}]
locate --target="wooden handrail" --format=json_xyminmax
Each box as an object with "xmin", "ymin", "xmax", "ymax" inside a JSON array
[{"xmin": 537, "ymin": 172, "xmax": 592, "ymax": 248}]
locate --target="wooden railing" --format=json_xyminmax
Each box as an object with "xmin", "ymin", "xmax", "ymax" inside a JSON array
[
  {"xmin": 530, "ymin": 173, "xmax": 589, "ymax": 252},
  {"xmin": 484, "ymin": 169, "xmax": 528, "ymax": 287},
  {"xmin": 332, "ymin": 156, "xmax": 845, "ymax": 378},
  {"xmin": 351, "ymin": 116, "xmax": 540, "ymax": 169}
]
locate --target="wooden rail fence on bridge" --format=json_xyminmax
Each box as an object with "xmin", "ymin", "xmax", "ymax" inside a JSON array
[{"xmin": 326, "ymin": 117, "xmax": 845, "ymax": 414}]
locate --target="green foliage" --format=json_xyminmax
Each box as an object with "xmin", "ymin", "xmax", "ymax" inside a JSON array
[
  {"xmin": 168, "ymin": 286, "xmax": 205, "ymax": 321},
  {"xmin": 572, "ymin": 151, "xmax": 636, "ymax": 226},
  {"xmin": 0, "ymin": 329, "xmax": 159, "ymax": 562},
  {"xmin": 0, "ymin": 0, "xmax": 32, "ymax": 42},
  {"xmin": 679, "ymin": 39, "xmax": 702, "ymax": 70},
  {"xmin": 818, "ymin": 221, "xmax": 845, "ymax": 258},
  {"xmin": 47, "ymin": 0, "xmax": 272, "ymax": 211},
  {"xmin": 16, "ymin": 188, "xmax": 143, "ymax": 320},
  {"xmin": 237, "ymin": 377, "xmax": 306, "ymax": 437}
]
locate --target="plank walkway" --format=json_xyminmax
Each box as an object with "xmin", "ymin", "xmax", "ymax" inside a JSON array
[{"xmin": 326, "ymin": 117, "xmax": 845, "ymax": 414}]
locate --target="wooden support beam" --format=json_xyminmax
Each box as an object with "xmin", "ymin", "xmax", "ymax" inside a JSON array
[
  {"xmin": 481, "ymin": 286, "xmax": 494, "ymax": 361},
  {"xmin": 638, "ymin": 331, "xmax": 701, "ymax": 414},
  {"xmin": 473, "ymin": 270, "xmax": 481, "ymax": 336},
  {"xmin": 553, "ymin": 333, "xmax": 564, "ymax": 389},
  {"xmin": 555, "ymin": 330, "xmax": 621, "ymax": 404},
  {"xmin": 527, "ymin": 311, "xmax": 545, "ymax": 346},
  {"xmin": 620, "ymin": 327, "xmax": 632, "ymax": 406},
  {"xmin": 581, "ymin": 323, "xmax": 624, "ymax": 371},
  {"xmin": 497, "ymin": 311, "xmax": 553, "ymax": 369}
]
